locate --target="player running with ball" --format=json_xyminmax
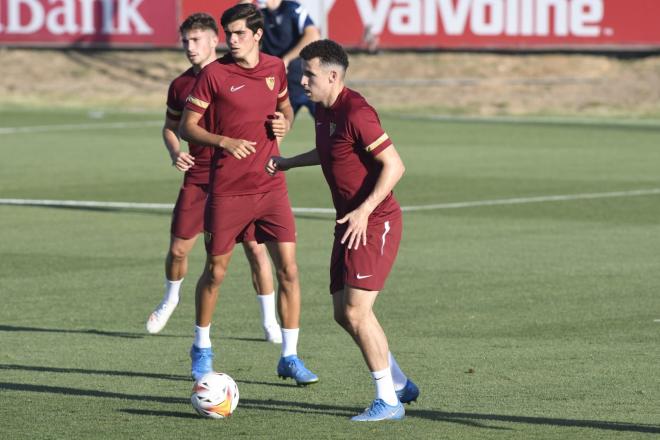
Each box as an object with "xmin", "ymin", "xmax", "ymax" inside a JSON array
[{"xmin": 267, "ymin": 39, "xmax": 419, "ymax": 422}]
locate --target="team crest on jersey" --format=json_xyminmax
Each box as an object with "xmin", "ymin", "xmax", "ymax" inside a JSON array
[
  {"xmin": 329, "ymin": 122, "xmax": 336, "ymax": 136},
  {"xmin": 265, "ymin": 76, "xmax": 275, "ymax": 91}
]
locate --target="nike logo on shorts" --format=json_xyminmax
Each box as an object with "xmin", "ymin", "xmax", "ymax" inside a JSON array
[
  {"xmin": 356, "ymin": 273, "xmax": 372, "ymax": 279},
  {"xmin": 230, "ymin": 85, "xmax": 245, "ymax": 92}
]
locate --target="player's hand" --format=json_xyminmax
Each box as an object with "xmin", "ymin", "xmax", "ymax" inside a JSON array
[
  {"xmin": 265, "ymin": 156, "xmax": 290, "ymax": 176},
  {"xmin": 268, "ymin": 112, "xmax": 290, "ymax": 139},
  {"xmin": 222, "ymin": 138, "xmax": 257, "ymax": 159},
  {"xmin": 173, "ymin": 151, "xmax": 195, "ymax": 172},
  {"xmin": 336, "ymin": 208, "xmax": 370, "ymax": 250}
]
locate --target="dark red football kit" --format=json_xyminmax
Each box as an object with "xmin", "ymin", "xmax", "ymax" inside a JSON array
[
  {"xmin": 314, "ymin": 87, "xmax": 403, "ymax": 292},
  {"xmin": 166, "ymin": 67, "xmax": 212, "ymax": 239},
  {"xmin": 186, "ymin": 53, "xmax": 295, "ymax": 255}
]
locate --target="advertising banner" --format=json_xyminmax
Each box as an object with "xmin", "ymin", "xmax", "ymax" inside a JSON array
[
  {"xmin": 180, "ymin": 0, "xmax": 236, "ymax": 20},
  {"xmin": 1, "ymin": 0, "xmax": 659, "ymax": 50},
  {"xmin": 0, "ymin": 0, "xmax": 179, "ymax": 47},
  {"xmin": 325, "ymin": 0, "xmax": 660, "ymax": 50}
]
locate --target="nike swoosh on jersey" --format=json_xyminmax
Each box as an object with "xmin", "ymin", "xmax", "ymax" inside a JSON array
[
  {"xmin": 356, "ymin": 274, "xmax": 373, "ymax": 279},
  {"xmin": 230, "ymin": 85, "xmax": 245, "ymax": 92}
]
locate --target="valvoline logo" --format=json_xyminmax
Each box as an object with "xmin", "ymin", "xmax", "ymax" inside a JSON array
[{"xmin": 352, "ymin": 0, "xmax": 608, "ymax": 38}]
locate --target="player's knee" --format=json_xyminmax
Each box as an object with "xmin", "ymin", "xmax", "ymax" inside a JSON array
[
  {"xmin": 276, "ymin": 262, "xmax": 298, "ymax": 284},
  {"xmin": 207, "ymin": 262, "xmax": 227, "ymax": 286},
  {"xmin": 169, "ymin": 245, "xmax": 188, "ymax": 262},
  {"xmin": 342, "ymin": 306, "xmax": 365, "ymax": 332}
]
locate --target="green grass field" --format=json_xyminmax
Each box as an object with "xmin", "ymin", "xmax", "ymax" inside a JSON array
[{"xmin": 1, "ymin": 108, "xmax": 659, "ymax": 439}]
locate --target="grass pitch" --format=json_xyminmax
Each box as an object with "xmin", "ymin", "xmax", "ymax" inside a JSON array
[{"xmin": 1, "ymin": 109, "xmax": 659, "ymax": 439}]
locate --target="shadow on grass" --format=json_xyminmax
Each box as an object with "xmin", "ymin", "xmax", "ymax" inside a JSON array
[
  {"xmin": 0, "ymin": 364, "xmax": 293, "ymax": 388},
  {"xmin": 119, "ymin": 409, "xmax": 200, "ymax": 419},
  {"xmin": 225, "ymin": 336, "xmax": 272, "ymax": 343},
  {"xmin": 1, "ymin": 381, "xmax": 658, "ymax": 433},
  {"xmin": 0, "ymin": 324, "xmax": 287, "ymax": 343},
  {"xmin": 404, "ymin": 408, "xmax": 660, "ymax": 433},
  {"xmin": 0, "ymin": 381, "xmax": 188, "ymax": 404},
  {"xmin": 0, "ymin": 364, "xmax": 189, "ymax": 381},
  {"xmin": 0, "ymin": 324, "xmax": 153, "ymax": 339}
]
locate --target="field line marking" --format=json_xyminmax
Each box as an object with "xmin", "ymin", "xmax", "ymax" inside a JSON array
[
  {"xmin": 400, "ymin": 188, "xmax": 660, "ymax": 212},
  {"xmin": 2, "ymin": 115, "xmax": 660, "ymax": 135},
  {"xmin": 1, "ymin": 188, "xmax": 660, "ymax": 214},
  {"xmin": 0, "ymin": 120, "xmax": 162, "ymax": 135},
  {"xmin": 389, "ymin": 113, "xmax": 660, "ymax": 128},
  {"xmin": 0, "ymin": 199, "xmax": 174, "ymax": 210}
]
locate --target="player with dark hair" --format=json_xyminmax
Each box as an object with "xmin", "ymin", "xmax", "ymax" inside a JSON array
[
  {"xmin": 146, "ymin": 12, "xmax": 282, "ymax": 345},
  {"xmin": 179, "ymin": 3, "xmax": 318, "ymax": 385},
  {"xmin": 267, "ymin": 39, "xmax": 419, "ymax": 421},
  {"xmin": 240, "ymin": 0, "xmax": 320, "ymax": 116}
]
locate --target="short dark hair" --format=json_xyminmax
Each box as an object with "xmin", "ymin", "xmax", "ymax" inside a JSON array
[
  {"xmin": 179, "ymin": 12, "xmax": 218, "ymax": 35},
  {"xmin": 220, "ymin": 3, "xmax": 264, "ymax": 35},
  {"xmin": 300, "ymin": 39, "xmax": 349, "ymax": 71}
]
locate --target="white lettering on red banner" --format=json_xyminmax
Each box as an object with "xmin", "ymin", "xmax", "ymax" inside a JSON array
[
  {"xmin": 354, "ymin": 0, "xmax": 603, "ymax": 37},
  {"xmin": 0, "ymin": 0, "xmax": 153, "ymax": 35}
]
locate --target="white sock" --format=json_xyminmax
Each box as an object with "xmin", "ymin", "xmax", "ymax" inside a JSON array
[
  {"xmin": 194, "ymin": 325, "xmax": 212, "ymax": 349},
  {"xmin": 281, "ymin": 328, "xmax": 299, "ymax": 357},
  {"xmin": 371, "ymin": 367, "xmax": 398, "ymax": 406},
  {"xmin": 257, "ymin": 292, "xmax": 279, "ymax": 328},
  {"xmin": 163, "ymin": 278, "xmax": 183, "ymax": 304},
  {"xmin": 389, "ymin": 352, "xmax": 408, "ymax": 390}
]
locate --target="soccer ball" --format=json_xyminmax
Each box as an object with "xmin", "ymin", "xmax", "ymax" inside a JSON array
[{"xmin": 191, "ymin": 372, "xmax": 239, "ymax": 419}]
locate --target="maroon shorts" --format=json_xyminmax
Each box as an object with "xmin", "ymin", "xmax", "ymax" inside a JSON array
[
  {"xmin": 204, "ymin": 188, "xmax": 296, "ymax": 256},
  {"xmin": 329, "ymin": 214, "xmax": 402, "ymax": 293},
  {"xmin": 171, "ymin": 183, "xmax": 209, "ymax": 240}
]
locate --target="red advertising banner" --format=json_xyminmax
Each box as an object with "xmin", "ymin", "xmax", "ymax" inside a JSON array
[
  {"xmin": 1, "ymin": 0, "xmax": 659, "ymax": 50},
  {"xmin": 0, "ymin": 0, "xmax": 179, "ymax": 47},
  {"xmin": 326, "ymin": 0, "xmax": 660, "ymax": 50},
  {"xmin": 181, "ymin": 0, "xmax": 236, "ymax": 21}
]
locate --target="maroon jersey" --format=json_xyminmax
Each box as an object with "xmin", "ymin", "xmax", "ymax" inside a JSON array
[
  {"xmin": 185, "ymin": 53, "xmax": 289, "ymax": 196},
  {"xmin": 166, "ymin": 67, "xmax": 213, "ymax": 185},
  {"xmin": 315, "ymin": 87, "xmax": 400, "ymax": 222}
]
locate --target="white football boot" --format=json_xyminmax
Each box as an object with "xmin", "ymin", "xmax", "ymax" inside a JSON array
[
  {"xmin": 263, "ymin": 324, "xmax": 282, "ymax": 344},
  {"xmin": 146, "ymin": 300, "xmax": 178, "ymax": 334}
]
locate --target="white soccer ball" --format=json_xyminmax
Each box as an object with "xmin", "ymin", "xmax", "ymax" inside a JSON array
[{"xmin": 191, "ymin": 372, "xmax": 239, "ymax": 419}]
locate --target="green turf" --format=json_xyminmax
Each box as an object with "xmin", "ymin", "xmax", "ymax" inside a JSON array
[{"xmin": 1, "ymin": 109, "xmax": 659, "ymax": 439}]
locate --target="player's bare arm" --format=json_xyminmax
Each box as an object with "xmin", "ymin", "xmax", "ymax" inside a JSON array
[
  {"xmin": 266, "ymin": 148, "xmax": 320, "ymax": 175},
  {"xmin": 282, "ymin": 25, "xmax": 321, "ymax": 68},
  {"xmin": 180, "ymin": 108, "xmax": 256, "ymax": 159},
  {"xmin": 164, "ymin": 117, "xmax": 195, "ymax": 172},
  {"xmin": 337, "ymin": 145, "xmax": 405, "ymax": 250}
]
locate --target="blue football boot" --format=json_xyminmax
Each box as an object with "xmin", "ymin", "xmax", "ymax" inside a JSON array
[
  {"xmin": 190, "ymin": 345, "xmax": 214, "ymax": 381},
  {"xmin": 277, "ymin": 355, "xmax": 319, "ymax": 386},
  {"xmin": 351, "ymin": 399, "xmax": 405, "ymax": 422},
  {"xmin": 396, "ymin": 379, "xmax": 419, "ymax": 404}
]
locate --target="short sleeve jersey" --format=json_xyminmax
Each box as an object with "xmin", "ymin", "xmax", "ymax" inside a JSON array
[
  {"xmin": 314, "ymin": 87, "xmax": 401, "ymax": 222},
  {"xmin": 260, "ymin": 1, "xmax": 315, "ymax": 58},
  {"xmin": 260, "ymin": 1, "xmax": 315, "ymax": 94},
  {"xmin": 166, "ymin": 67, "xmax": 212, "ymax": 185},
  {"xmin": 185, "ymin": 53, "xmax": 289, "ymax": 196}
]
